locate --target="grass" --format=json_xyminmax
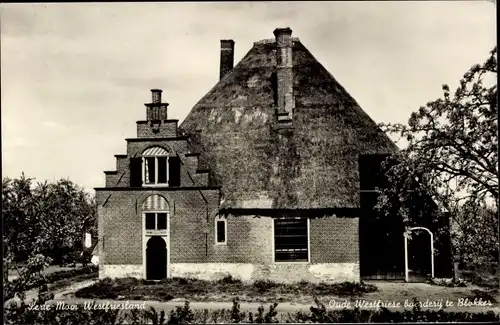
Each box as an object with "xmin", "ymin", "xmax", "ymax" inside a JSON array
[
  {"xmin": 460, "ymin": 268, "xmax": 500, "ymax": 289},
  {"xmin": 74, "ymin": 275, "xmax": 377, "ymax": 303}
]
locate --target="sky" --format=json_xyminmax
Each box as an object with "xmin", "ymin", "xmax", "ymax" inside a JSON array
[{"xmin": 1, "ymin": 1, "xmax": 496, "ymax": 194}]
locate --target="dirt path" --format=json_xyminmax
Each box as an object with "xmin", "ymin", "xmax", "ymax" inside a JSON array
[
  {"xmin": 53, "ymin": 279, "xmax": 98, "ymax": 300},
  {"xmin": 4, "ymin": 278, "xmax": 97, "ymax": 307}
]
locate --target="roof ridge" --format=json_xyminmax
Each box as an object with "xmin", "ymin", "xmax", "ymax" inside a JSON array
[{"xmin": 253, "ymin": 37, "xmax": 300, "ymax": 45}]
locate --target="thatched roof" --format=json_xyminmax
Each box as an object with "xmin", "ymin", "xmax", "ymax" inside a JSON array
[{"xmin": 179, "ymin": 34, "xmax": 398, "ymax": 209}]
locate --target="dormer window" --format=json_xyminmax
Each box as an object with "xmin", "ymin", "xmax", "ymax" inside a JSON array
[{"xmin": 129, "ymin": 147, "xmax": 181, "ymax": 187}]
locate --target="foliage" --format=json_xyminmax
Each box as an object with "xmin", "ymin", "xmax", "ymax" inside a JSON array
[
  {"xmin": 218, "ymin": 274, "xmax": 243, "ymax": 285},
  {"xmin": 452, "ymin": 204, "xmax": 498, "ymax": 269},
  {"xmin": 5, "ymin": 297, "xmax": 500, "ymax": 324},
  {"xmin": 75, "ymin": 277, "xmax": 378, "ymax": 301},
  {"xmin": 377, "ymin": 47, "xmax": 498, "ymax": 269},
  {"xmin": 3, "ymin": 254, "xmax": 53, "ymax": 303},
  {"xmin": 230, "ymin": 298, "xmax": 246, "ymax": 323},
  {"xmin": 2, "ymin": 173, "xmax": 97, "ymax": 266},
  {"xmin": 167, "ymin": 301, "xmax": 195, "ymax": 324},
  {"xmin": 253, "ymin": 279, "xmax": 278, "ymax": 293}
]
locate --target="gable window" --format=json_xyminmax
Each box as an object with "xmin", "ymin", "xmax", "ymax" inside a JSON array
[
  {"xmin": 145, "ymin": 212, "xmax": 168, "ymax": 230},
  {"xmin": 215, "ymin": 216, "xmax": 227, "ymax": 245},
  {"xmin": 274, "ymin": 217, "xmax": 309, "ymax": 262},
  {"xmin": 139, "ymin": 147, "xmax": 181, "ymax": 187}
]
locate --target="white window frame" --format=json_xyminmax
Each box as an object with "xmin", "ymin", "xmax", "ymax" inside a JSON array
[
  {"xmin": 144, "ymin": 212, "xmax": 168, "ymax": 231},
  {"xmin": 214, "ymin": 216, "xmax": 227, "ymax": 245},
  {"xmin": 142, "ymin": 155, "xmax": 169, "ymax": 186},
  {"xmin": 272, "ymin": 217, "xmax": 310, "ymax": 264},
  {"xmin": 142, "ymin": 210, "xmax": 170, "ymax": 280}
]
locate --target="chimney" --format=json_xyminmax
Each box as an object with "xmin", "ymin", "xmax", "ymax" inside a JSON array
[
  {"xmin": 146, "ymin": 89, "xmax": 169, "ymax": 121},
  {"xmin": 151, "ymin": 89, "xmax": 162, "ymax": 103},
  {"xmin": 220, "ymin": 40, "xmax": 235, "ymax": 80},
  {"xmin": 273, "ymin": 27, "xmax": 294, "ymax": 124}
]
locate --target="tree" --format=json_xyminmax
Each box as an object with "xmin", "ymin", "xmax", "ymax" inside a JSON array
[
  {"xmin": 2, "ymin": 174, "xmax": 36, "ymax": 269},
  {"xmin": 376, "ymin": 47, "xmax": 498, "ymax": 272},
  {"xmin": 2, "ymin": 174, "xmax": 97, "ymax": 267},
  {"xmin": 32, "ymin": 179, "xmax": 97, "ymax": 265}
]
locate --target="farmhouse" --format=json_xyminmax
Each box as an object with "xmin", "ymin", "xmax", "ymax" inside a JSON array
[{"xmin": 96, "ymin": 28, "xmax": 452, "ymax": 282}]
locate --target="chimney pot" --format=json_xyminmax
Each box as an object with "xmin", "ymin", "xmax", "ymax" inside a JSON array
[
  {"xmin": 273, "ymin": 27, "xmax": 293, "ymax": 47},
  {"xmin": 151, "ymin": 89, "xmax": 162, "ymax": 104},
  {"xmin": 273, "ymin": 28, "xmax": 294, "ymax": 126},
  {"xmin": 220, "ymin": 39, "xmax": 235, "ymax": 80}
]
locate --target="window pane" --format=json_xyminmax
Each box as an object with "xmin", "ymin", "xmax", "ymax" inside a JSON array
[
  {"xmin": 146, "ymin": 157, "xmax": 156, "ymax": 183},
  {"xmin": 157, "ymin": 213, "xmax": 167, "ymax": 230},
  {"xmin": 145, "ymin": 213, "xmax": 156, "ymax": 230},
  {"xmin": 274, "ymin": 218, "xmax": 308, "ymax": 262},
  {"xmin": 157, "ymin": 157, "xmax": 167, "ymax": 184},
  {"xmin": 216, "ymin": 220, "xmax": 226, "ymax": 243}
]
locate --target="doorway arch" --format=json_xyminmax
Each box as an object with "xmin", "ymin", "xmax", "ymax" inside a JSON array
[{"xmin": 146, "ymin": 236, "xmax": 167, "ymax": 280}]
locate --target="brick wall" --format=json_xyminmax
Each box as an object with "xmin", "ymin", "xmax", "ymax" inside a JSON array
[
  {"xmin": 104, "ymin": 139, "xmax": 207, "ymax": 188},
  {"xmin": 137, "ymin": 120, "xmax": 178, "ymax": 138},
  {"xmin": 205, "ymin": 215, "xmax": 274, "ymax": 264},
  {"xmin": 99, "ymin": 189, "xmax": 359, "ymax": 267},
  {"xmin": 98, "ymin": 191, "xmax": 143, "ymax": 265},
  {"xmin": 310, "ymin": 216, "xmax": 359, "ymax": 263},
  {"xmin": 98, "ymin": 189, "xmax": 219, "ymax": 265}
]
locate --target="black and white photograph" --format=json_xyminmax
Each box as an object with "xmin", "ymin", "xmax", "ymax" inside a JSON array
[{"xmin": 1, "ymin": 1, "xmax": 498, "ymax": 324}]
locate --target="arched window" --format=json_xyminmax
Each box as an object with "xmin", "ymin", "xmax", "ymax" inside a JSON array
[
  {"xmin": 215, "ymin": 215, "xmax": 227, "ymax": 245},
  {"xmin": 143, "ymin": 147, "xmax": 168, "ymax": 185},
  {"xmin": 139, "ymin": 147, "xmax": 181, "ymax": 187},
  {"xmin": 142, "ymin": 194, "xmax": 169, "ymax": 235}
]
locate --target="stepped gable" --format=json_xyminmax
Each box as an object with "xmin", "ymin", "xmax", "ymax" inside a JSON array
[{"xmin": 180, "ymin": 28, "xmax": 398, "ymax": 210}]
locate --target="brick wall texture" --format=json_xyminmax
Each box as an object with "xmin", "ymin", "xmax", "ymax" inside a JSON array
[
  {"xmin": 97, "ymin": 104, "xmax": 360, "ymax": 281},
  {"xmin": 98, "ymin": 188, "xmax": 359, "ymax": 266}
]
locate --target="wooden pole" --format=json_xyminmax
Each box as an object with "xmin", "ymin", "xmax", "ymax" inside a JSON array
[
  {"xmin": 404, "ymin": 232, "xmax": 409, "ymax": 282},
  {"xmin": 430, "ymin": 231, "xmax": 435, "ymax": 278}
]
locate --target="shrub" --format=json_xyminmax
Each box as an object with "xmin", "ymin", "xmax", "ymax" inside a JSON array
[
  {"xmin": 263, "ymin": 302, "xmax": 279, "ymax": 323},
  {"xmin": 167, "ymin": 301, "xmax": 195, "ymax": 324},
  {"xmin": 218, "ymin": 274, "xmax": 243, "ymax": 285},
  {"xmin": 144, "ymin": 306, "xmax": 167, "ymax": 325},
  {"xmin": 45, "ymin": 265, "xmax": 98, "ymax": 283},
  {"xmin": 253, "ymin": 279, "xmax": 277, "ymax": 292},
  {"xmin": 230, "ymin": 298, "xmax": 246, "ymax": 323}
]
